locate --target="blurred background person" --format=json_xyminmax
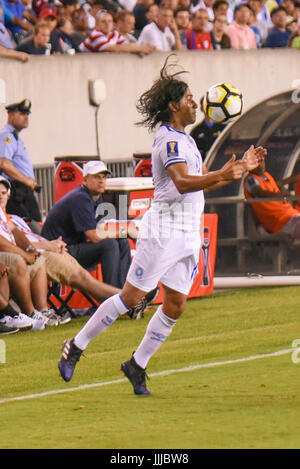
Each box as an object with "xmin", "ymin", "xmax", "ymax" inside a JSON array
[
  {"xmin": 174, "ymin": 6, "xmax": 191, "ymax": 48},
  {"xmin": 226, "ymin": 3, "xmax": 257, "ymax": 49},
  {"xmin": 16, "ymin": 19, "xmax": 50, "ymax": 53},
  {"xmin": 190, "ymin": 96, "xmax": 226, "ymax": 158},
  {"xmin": 116, "ymin": 9, "xmax": 137, "ymax": 43},
  {"xmin": 186, "ymin": 8, "xmax": 212, "ymax": 49},
  {"xmin": 70, "ymin": 7, "xmax": 89, "ymax": 50},
  {"xmin": 210, "ymin": 13, "xmax": 231, "ymax": 48},
  {"xmin": 138, "ymin": 4, "xmax": 183, "ymax": 50},
  {"xmin": 263, "ymin": 6, "xmax": 291, "ymax": 47}
]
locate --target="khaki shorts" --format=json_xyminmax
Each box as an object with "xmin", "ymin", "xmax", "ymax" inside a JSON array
[
  {"xmin": 42, "ymin": 251, "xmax": 81, "ymax": 285},
  {"xmin": 0, "ymin": 252, "xmax": 45, "ymax": 281}
]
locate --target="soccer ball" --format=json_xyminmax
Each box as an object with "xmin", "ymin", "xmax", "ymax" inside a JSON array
[{"xmin": 203, "ymin": 83, "xmax": 243, "ymax": 124}]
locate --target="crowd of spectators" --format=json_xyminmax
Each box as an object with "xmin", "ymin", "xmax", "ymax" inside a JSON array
[{"xmin": 0, "ymin": 0, "xmax": 300, "ymax": 61}]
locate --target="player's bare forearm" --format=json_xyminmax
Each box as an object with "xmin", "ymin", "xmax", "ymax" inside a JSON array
[{"xmin": 168, "ymin": 157, "xmax": 244, "ymax": 194}]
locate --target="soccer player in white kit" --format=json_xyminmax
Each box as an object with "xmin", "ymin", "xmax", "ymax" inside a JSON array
[{"xmin": 58, "ymin": 56, "xmax": 266, "ymax": 395}]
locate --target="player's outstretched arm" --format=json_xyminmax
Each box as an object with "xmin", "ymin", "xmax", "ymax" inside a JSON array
[{"xmin": 167, "ymin": 156, "xmax": 245, "ymax": 194}]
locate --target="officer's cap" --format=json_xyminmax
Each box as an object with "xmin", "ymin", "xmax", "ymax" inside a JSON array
[{"xmin": 5, "ymin": 99, "xmax": 31, "ymax": 114}]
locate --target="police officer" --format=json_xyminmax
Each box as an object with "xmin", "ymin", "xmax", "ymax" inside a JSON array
[
  {"xmin": 190, "ymin": 96, "xmax": 226, "ymax": 159},
  {"xmin": 0, "ymin": 99, "xmax": 42, "ymax": 224}
]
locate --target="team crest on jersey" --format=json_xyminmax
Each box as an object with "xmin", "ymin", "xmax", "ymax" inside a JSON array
[
  {"xmin": 135, "ymin": 267, "xmax": 143, "ymax": 278},
  {"xmin": 167, "ymin": 141, "xmax": 178, "ymax": 157},
  {"xmin": 3, "ymin": 137, "xmax": 11, "ymax": 144}
]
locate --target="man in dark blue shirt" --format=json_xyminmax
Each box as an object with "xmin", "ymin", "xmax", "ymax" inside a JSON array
[
  {"xmin": 41, "ymin": 161, "xmax": 132, "ymax": 289},
  {"xmin": 263, "ymin": 6, "xmax": 291, "ymax": 47}
]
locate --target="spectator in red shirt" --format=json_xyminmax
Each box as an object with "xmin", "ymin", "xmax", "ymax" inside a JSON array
[
  {"xmin": 79, "ymin": 9, "xmax": 155, "ymax": 53},
  {"xmin": 186, "ymin": 8, "xmax": 212, "ymax": 50}
]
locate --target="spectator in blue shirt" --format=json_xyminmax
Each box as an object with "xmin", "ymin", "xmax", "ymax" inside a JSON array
[
  {"xmin": 41, "ymin": 161, "xmax": 132, "ymax": 289},
  {"xmin": 0, "ymin": 1, "xmax": 29, "ymax": 59},
  {"xmin": 263, "ymin": 6, "xmax": 291, "ymax": 47},
  {"xmin": 2, "ymin": 0, "xmax": 35, "ymax": 42}
]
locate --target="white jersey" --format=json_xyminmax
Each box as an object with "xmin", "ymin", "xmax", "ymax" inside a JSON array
[
  {"xmin": 142, "ymin": 124, "xmax": 204, "ymax": 235},
  {"xmin": 128, "ymin": 125, "xmax": 204, "ymax": 294}
]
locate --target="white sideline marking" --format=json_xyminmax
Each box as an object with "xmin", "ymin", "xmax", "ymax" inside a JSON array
[{"xmin": 0, "ymin": 348, "xmax": 293, "ymax": 405}]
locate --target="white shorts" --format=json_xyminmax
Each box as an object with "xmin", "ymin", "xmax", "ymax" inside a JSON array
[{"xmin": 127, "ymin": 229, "xmax": 201, "ymax": 296}]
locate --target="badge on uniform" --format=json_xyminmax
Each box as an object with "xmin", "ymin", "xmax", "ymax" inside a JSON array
[
  {"xmin": 3, "ymin": 137, "xmax": 11, "ymax": 144},
  {"xmin": 167, "ymin": 141, "xmax": 178, "ymax": 157}
]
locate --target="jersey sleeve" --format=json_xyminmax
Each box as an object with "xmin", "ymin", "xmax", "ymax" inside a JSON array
[
  {"xmin": 161, "ymin": 139, "xmax": 188, "ymax": 170},
  {"xmin": 0, "ymin": 133, "xmax": 15, "ymax": 160}
]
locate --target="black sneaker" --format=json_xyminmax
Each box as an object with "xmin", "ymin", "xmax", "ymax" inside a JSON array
[
  {"xmin": 127, "ymin": 286, "xmax": 160, "ymax": 320},
  {"xmin": 58, "ymin": 338, "xmax": 83, "ymax": 382},
  {"xmin": 121, "ymin": 355, "xmax": 150, "ymax": 395},
  {"xmin": 0, "ymin": 322, "xmax": 19, "ymax": 335}
]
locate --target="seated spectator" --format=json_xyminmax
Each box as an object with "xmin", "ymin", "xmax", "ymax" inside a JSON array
[
  {"xmin": 41, "ymin": 161, "xmax": 133, "ymax": 290},
  {"xmin": 60, "ymin": 0, "xmax": 80, "ymax": 20},
  {"xmin": 281, "ymin": 0, "xmax": 296, "ymax": 17},
  {"xmin": 38, "ymin": 6, "xmax": 62, "ymax": 54},
  {"xmin": 248, "ymin": 0, "xmax": 272, "ymax": 42},
  {"xmin": 190, "ymin": 96, "xmax": 226, "ymax": 158},
  {"xmin": 20, "ymin": 0, "xmax": 37, "ymax": 19},
  {"xmin": 144, "ymin": 3, "xmax": 159, "ymax": 28},
  {"xmin": 0, "ymin": 178, "xmax": 60, "ymax": 329},
  {"xmin": 116, "ymin": 9, "xmax": 137, "ymax": 43},
  {"xmin": 138, "ymin": 4, "xmax": 183, "ymax": 50},
  {"xmin": 51, "ymin": 16, "xmax": 76, "ymax": 53},
  {"xmin": 287, "ymin": 15, "xmax": 299, "ymax": 46},
  {"xmin": 79, "ymin": 9, "xmax": 155, "ymax": 53},
  {"xmin": 263, "ymin": 6, "xmax": 291, "ymax": 47},
  {"xmin": 32, "ymin": 0, "xmax": 47, "ymax": 17},
  {"xmin": 248, "ymin": 4, "xmax": 263, "ymax": 46},
  {"xmin": 133, "ymin": 0, "xmax": 155, "ymax": 36},
  {"xmin": 212, "ymin": 0, "xmax": 232, "ymax": 23},
  {"xmin": 0, "ymin": 261, "xmax": 23, "ymax": 335},
  {"xmin": 2, "ymin": 0, "xmax": 34, "ymax": 43},
  {"xmin": 0, "ymin": 188, "xmax": 121, "ymax": 306},
  {"xmin": 16, "ymin": 19, "xmax": 51, "ymax": 53},
  {"xmin": 226, "ymin": 3, "xmax": 257, "ymax": 49},
  {"xmin": 243, "ymin": 154, "xmax": 300, "ymax": 243},
  {"xmin": 191, "ymin": 0, "xmax": 215, "ymax": 31},
  {"xmin": 186, "ymin": 8, "xmax": 212, "ymax": 49},
  {"xmin": 70, "ymin": 8, "xmax": 89, "ymax": 50},
  {"xmin": 174, "ymin": 7, "xmax": 191, "ymax": 49},
  {"xmin": 0, "ymin": 2, "xmax": 30, "ymax": 60},
  {"xmin": 289, "ymin": 18, "xmax": 300, "ymax": 48},
  {"xmin": 210, "ymin": 13, "xmax": 231, "ymax": 48}
]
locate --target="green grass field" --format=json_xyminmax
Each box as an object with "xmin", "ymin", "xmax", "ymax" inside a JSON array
[{"xmin": 0, "ymin": 286, "xmax": 300, "ymax": 449}]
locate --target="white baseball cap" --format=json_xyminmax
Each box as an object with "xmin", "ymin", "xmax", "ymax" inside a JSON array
[{"xmin": 83, "ymin": 160, "xmax": 111, "ymax": 177}]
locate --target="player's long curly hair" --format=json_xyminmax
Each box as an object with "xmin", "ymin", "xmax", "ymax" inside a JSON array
[{"xmin": 136, "ymin": 54, "xmax": 188, "ymax": 131}]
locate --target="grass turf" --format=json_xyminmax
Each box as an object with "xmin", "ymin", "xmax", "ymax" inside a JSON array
[{"xmin": 0, "ymin": 286, "xmax": 300, "ymax": 449}]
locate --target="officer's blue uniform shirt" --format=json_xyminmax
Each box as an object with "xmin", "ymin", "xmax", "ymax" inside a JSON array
[{"xmin": 0, "ymin": 123, "xmax": 35, "ymax": 179}]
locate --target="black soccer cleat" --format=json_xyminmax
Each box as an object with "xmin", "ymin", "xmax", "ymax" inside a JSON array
[
  {"xmin": 58, "ymin": 338, "xmax": 83, "ymax": 382},
  {"xmin": 121, "ymin": 355, "xmax": 150, "ymax": 396},
  {"xmin": 127, "ymin": 286, "xmax": 160, "ymax": 320}
]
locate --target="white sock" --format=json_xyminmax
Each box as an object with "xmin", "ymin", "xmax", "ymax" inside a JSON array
[
  {"xmin": 133, "ymin": 305, "xmax": 177, "ymax": 369},
  {"xmin": 74, "ymin": 294, "xmax": 129, "ymax": 350}
]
